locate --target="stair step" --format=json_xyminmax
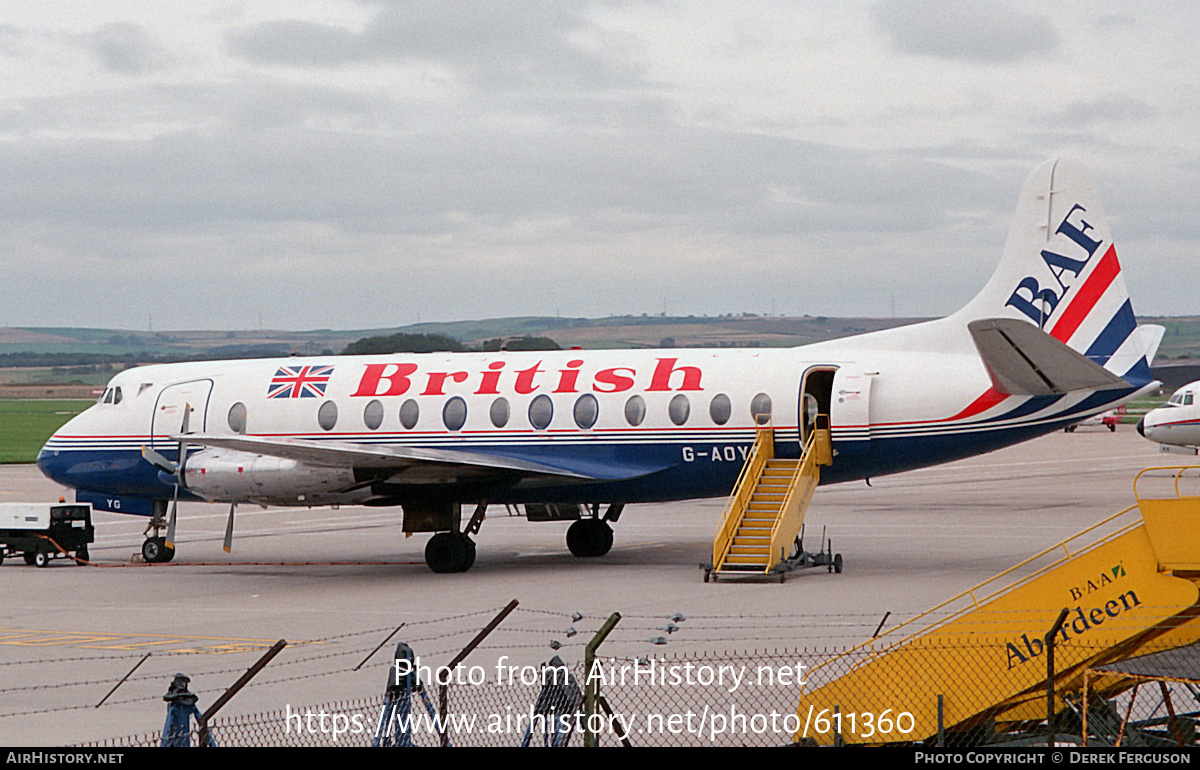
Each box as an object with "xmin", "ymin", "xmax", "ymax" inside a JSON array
[
  {"xmin": 717, "ymin": 564, "xmax": 768, "ymax": 573},
  {"xmin": 726, "ymin": 556, "xmax": 769, "ymax": 566}
]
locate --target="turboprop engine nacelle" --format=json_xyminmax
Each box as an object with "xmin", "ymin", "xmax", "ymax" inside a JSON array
[{"xmin": 182, "ymin": 449, "xmax": 359, "ymax": 505}]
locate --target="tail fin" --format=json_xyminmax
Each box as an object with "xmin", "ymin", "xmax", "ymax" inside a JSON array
[{"xmin": 955, "ymin": 159, "xmax": 1155, "ymax": 387}]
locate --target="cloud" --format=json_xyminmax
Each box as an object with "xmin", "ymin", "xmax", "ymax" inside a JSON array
[
  {"xmin": 87, "ymin": 23, "xmax": 167, "ymax": 75},
  {"xmin": 227, "ymin": 1, "xmax": 647, "ymax": 91},
  {"xmin": 226, "ymin": 19, "xmax": 361, "ymax": 67},
  {"xmin": 1035, "ymin": 95, "xmax": 1156, "ymax": 128},
  {"xmin": 873, "ymin": 0, "xmax": 1060, "ymax": 63}
]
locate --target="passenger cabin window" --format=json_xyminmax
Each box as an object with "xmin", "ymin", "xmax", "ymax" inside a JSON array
[
  {"xmin": 400, "ymin": 399, "xmax": 419, "ymax": 429},
  {"xmin": 364, "ymin": 400, "xmax": 384, "ymax": 430},
  {"xmin": 490, "ymin": 398, "xmax": 510, "ymax": 429},
  {"xmin": 573, "ymin": 394, "xmax": 598, "ymax": 429},
  {"xmin": 317, "ymin": 400, "xmax": 338, "ymax": 431},
  {"xmin": 669, "ymin": 394, "xmax": 690, "ymax": 426},
  {"xmin": 529, "ymin": 395, "xmax": 553, "ymax": 430},
  {"xmin": 624, "ymin": 395, "xmax": 646, "ymax": 426},
  {"xmin": 228, "ymin": 402, "xmax": 247, "ymax": 434},
  {"xmin": 709, "ymin": 394, "xmax": 731, "ymax": 425},
  {"xmin": 750, "ymin": 392, "xmax": 772, "ymax": 423},
  {"xmin": 443, "ymin": 397, "xmax": 467, "ymax": 431}
]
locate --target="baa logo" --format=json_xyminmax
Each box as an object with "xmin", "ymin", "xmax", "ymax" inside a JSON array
[
  {"xmin": 1006, "ymin": 204, "xmax": 1103, "ymax": 327},
  {"xmin": 1068, "ymin": 563, "xmax": 1126, "ymax": 601}
]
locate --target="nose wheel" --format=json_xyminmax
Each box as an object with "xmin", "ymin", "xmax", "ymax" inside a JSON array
[{"xmin": 142, "ymin": 536, "xmax": 176, "ymax": 564}]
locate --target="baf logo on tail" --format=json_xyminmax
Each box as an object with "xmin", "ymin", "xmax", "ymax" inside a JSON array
[{"xmin": 1006, "ymin": 204, "xmax": 1104, "ymax": 329}]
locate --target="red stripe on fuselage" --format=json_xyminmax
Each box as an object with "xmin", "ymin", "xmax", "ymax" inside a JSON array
[
  {"xmin": 1049, "ymin": 245, "xmax": 1119, "ymax": 344},
  {"xmin": 945, "ymin": 387, "xmax": 1008, "ymax": 422}
]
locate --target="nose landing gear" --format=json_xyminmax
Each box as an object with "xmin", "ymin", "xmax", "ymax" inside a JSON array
[
  {"xmin": 142, "ymin": 536, "xmax": 176, "ymax": 564},
  {"xmin": 140, "ymin": 502, "xmax": 177, "ymax": 564}
]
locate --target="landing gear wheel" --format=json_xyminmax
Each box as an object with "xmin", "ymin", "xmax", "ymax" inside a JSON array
[
  {"xmin": 75, "ymin": 547, "xmax": 89, "ymax": 565},
  {"xmin": 23, "ymin": 552, "xmax": 36, "ymax": 566},
  {"xmin": 34, "ymin": 550, "xmax": 49, "ymax": 568},
  {"xmin": 1108, "ymin": 424, "xmax": 1117, "ymax": 432},
  {"xmin": 833, "ymin": 553, "xmax": 843, "ymax": 574},
  {"xmin": 566, "ymin": 519, "xmax": 614, "ymax": 557},
  {"xmin": 142, "ymin": 537, "xmax": 174, "ymax": 564},
  {"xmin": 425, "ymin": 532, "xmax": 475, "ymax": 573}
]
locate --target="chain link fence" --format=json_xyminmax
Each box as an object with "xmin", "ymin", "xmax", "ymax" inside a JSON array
[{"xmin": 73, "ymin": 639, "xmax": 1200, "ymax": 748}]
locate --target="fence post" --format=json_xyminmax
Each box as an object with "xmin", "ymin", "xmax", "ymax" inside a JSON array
[
  {"xmin": 198, "ymin": 639, "xmax": 287, "ymax": 746},
  {"xmin": 1044, "ymin": 608, "xmax": 1069, "ymax": 749},
  {"xmin": 937, "ymin": 694, "xmax": 944, "ymax": 747},
  {"xmin": 437, "ymin": 599, "xmax": 519, "ymax": 746},
  {"xmin": 584, "ymin": 613, "xmax": 621, "ymax": 747}
]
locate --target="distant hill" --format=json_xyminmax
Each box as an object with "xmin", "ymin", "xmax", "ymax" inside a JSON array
[
  {"xmin": 3, "ymin": 314, "xmax": 1199, "ymax": 387},
  {"xmin": 0, "ymin": 314, "xmax": 931, "ymax": 360}
]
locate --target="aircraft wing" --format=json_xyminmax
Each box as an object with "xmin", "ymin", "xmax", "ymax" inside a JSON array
[
  {"xmin": 173, "ymin": 433, "xmax": 653, "ymax": 482},
  {"xmin": 967, "ymin": 318, "xmax": 1129, "ymax": 396}
]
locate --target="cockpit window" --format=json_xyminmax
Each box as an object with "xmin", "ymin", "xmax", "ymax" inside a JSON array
[
  {"xmin": 101, "ymin": 388, "xmax": 112, "ymax": 404},
  {"xmin": 1186, "ymin": 393, "xmax": 1194, "ymax": 406},
  {"xmin": 112, "ymin": 386, "xmax": 122, "ymax": 405}
]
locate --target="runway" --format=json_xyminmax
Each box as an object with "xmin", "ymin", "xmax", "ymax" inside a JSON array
[{"xmin": 0, "ymin": 427, "xmax": 1176, "ymax": 745}]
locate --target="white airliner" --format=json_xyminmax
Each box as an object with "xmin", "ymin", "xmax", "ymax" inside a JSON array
[
  {"xmin": 37, "ymin": 159, "xmax": 1164, "ymax": 572},
  {"xmin": 1137, "ymin": 381, "xmax": 1200, "ymax": 453}
]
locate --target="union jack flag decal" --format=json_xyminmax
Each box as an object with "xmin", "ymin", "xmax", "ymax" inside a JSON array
[{"xmin": 268, "ymin": 365, "xmax": 335, "ymax": 399}]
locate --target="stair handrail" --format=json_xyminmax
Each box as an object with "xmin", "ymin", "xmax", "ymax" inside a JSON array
[
  {"xmin": 713, "ymin": 417, "xmax": 775, "ymax": 569},
  {"xmin": 801, "ymin": 502, "xmax": 1144, "ymax": 684},
  {"xmin": 766, "ymin": 416, "xmax": 832, "ymax": 572}
]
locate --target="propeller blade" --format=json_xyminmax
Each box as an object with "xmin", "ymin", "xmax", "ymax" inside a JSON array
[
  {"xmin": 141, "ymin": 446, "xmax": 178, "ymax": 475},
  {"xmin": 223, "ymin": 503, "xmax": 236, "ymax": 554},
  {"xmin": 176, "ymin": 403, "xmax": 193, "ymax": 481},
  {"xmin": 165, "ymin": 486, "xmax": 179, "ymax": 549}
]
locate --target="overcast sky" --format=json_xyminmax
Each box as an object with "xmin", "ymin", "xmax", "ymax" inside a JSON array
[{"xmin": 2, "ymin": 1, "xmax": 1198, "ymax": 330}]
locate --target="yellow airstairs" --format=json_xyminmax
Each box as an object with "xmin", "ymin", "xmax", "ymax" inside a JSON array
[
  {"xmin": 706, "ymin": 414, "xmax": 833, "ymax": 582},
  {"xmin": 792, "ymin": 466, "xmax": 1200, "ymax": 746}
]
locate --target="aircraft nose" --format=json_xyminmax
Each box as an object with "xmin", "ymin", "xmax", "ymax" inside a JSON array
[
  {"xmin": 1136, "ymin": 416, "xmax": 1145, "ymax": 437},
  {"xmin": 36, "ymin": 438, "xmax": 64, "ymax": 484}
]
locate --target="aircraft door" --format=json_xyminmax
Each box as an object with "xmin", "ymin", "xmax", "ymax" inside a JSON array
[
  {"xmin": 799, "ymin": 367, "xmax": 836, "ymax": 445},
  {"xmin": 151, "ymin": 379, "xmax": 213, "ymax": 451},
  {"xmin": 829, "ymin": 368, "xmax": 873, "ymax": 455}
]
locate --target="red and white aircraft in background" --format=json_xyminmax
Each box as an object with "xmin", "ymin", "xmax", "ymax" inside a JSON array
[
  {"xmin": 1138, "ymin": 381, "xmax": 1200, "ymax": 453},
  {"xmin": 38, "ymin": 160, "xmax": 1164, "ymax": 572}
]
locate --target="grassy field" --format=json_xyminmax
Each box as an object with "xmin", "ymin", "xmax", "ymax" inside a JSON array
[{"xmin": 0, "ymin": 399, "xmax": 92, "ymax": 464}]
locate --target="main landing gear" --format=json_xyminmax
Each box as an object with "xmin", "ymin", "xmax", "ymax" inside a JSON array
[
  {"xmin": 420, "ymin": 502, "xmax": 625, "ymax": 572},
  {"xmin": 566, "ymin": 504, "xmax": 623, "ymax": 558},
  {"xmin": 425, "ymin": 532, "xmax": 476, "ymax": 573},
  {"xmin": 423, "ymin": 502, "xmax": 485, "ymax": 573}
]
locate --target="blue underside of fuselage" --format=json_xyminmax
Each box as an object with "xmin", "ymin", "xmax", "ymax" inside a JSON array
[{"xmin": 34, "ymin": 414, "xmax": 1088, "ymax": 515}]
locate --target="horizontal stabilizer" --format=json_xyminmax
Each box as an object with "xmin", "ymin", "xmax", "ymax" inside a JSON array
[
  {"xmin": 968, "ymin": 318, "xmax": 1128, "ymax": 396},
  {"xmin": 1135, "ymin": 324, "xmax": 1166, "ymax": 365}
]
